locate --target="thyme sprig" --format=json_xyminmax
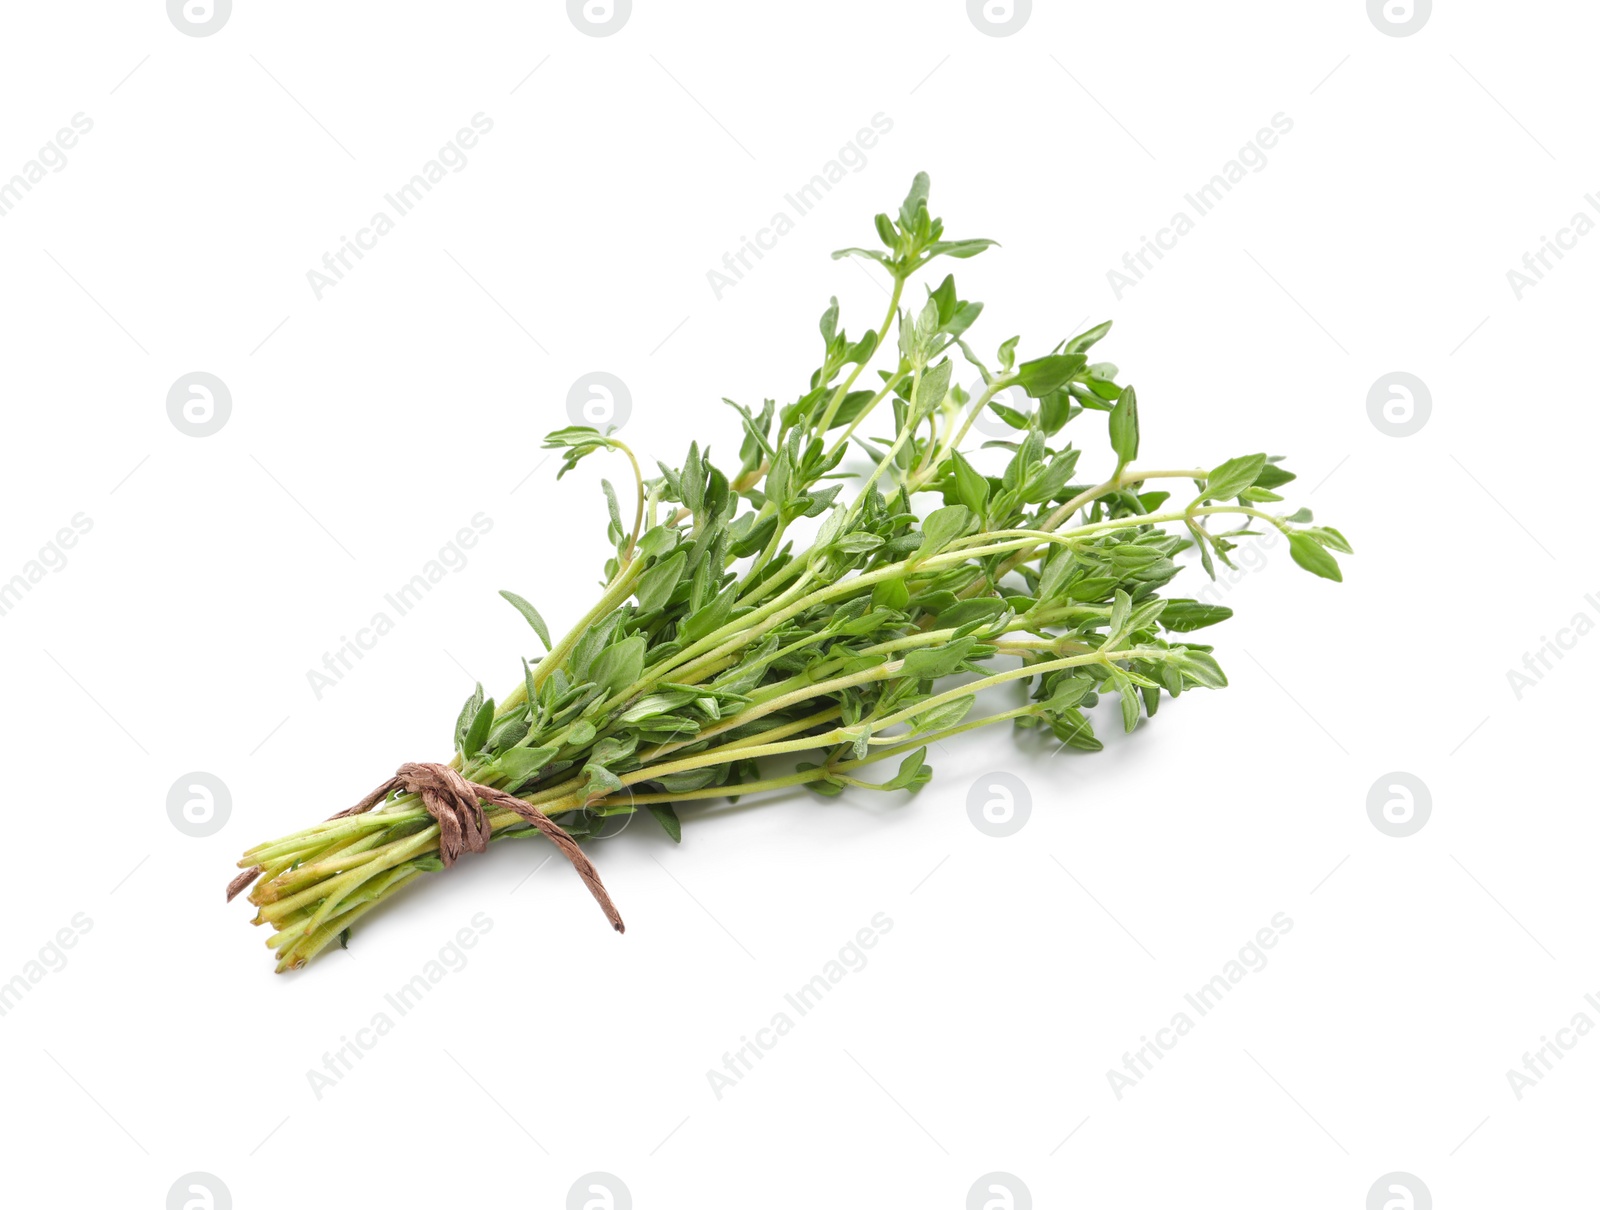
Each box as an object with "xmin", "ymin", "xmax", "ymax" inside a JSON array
[{"xmin": 232, "ymin": 174, "xmax": 1347, "ymax": 971}]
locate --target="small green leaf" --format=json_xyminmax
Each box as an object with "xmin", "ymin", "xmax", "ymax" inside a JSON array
[
  {"xmin": 944, "ymin": 301, "xmax": 983, "ymax": 339},
  {"xmin": 1085, "ymin": 376, "xmax": 1123, "ymax": 402},
  {"xmin": 1064, "ymin": 319, "xmax": 1113, "ymax": 355},
  {"xmin": 898, "ymin": 171, "xmax": 930, "ymax": 227},
  {"xmin": 1037, "ymin": 389, "xmax": 1076, "ymax": 436},
  {"xmin": 500, "ymin": 591, "xmax": 552, "ymax": 652},
  {"xmin": 1051, "ymin": 708, "xmax": 1102, "ymax": 751},
  {"xmin": 1017, "ymin": 353, "xmax": 1087, "ymax": 398},
  {"xmin": 494, "ymin": 746, "xmax": 558, "ymax": 785},
  {"xmin": 820, "ymin": 296, "xmax": 839, "ymax": 344},
  {"xmin": 988, "ymin": 401, "xmax": 1030, "ymax": 429},
  {"xmin": 913, "ymin": 359, "xmax": 953, "ymax": 416},
  {"xmin": 1204, "ymin": 453, "xmax": 1267, "ymax": 501},
  {"xmin": 620, "ymin": 691, "xmax": 695, "ymax": 722},
  {"xmin": 683, "ymin": 585, "xmax": 739, "ymax": 643},
  {"xmin": 462, "ymin": 697, "xmax": 496, "ymax": 758},
  {"xmin": 591, "ymin": 633, "xmax": 647, "ymax": 698},
  {"xmin": 647, "ymin": 803, "xmax": 683, "ymax": 843},
  {"xmin": 1187, "ymin": 521, "xmax": 1217, "ymax": 580},
  {"xmin": 1255, "ymin": 462, "xmax": 1298, "ymax": 489},
  {"xmin": 1168, "ymin": 648, "xmax": 1228, "ymax": 688},
  {"xmin": 1288, "ymin": 532, "xmax": 1343, "ymax": 581},
  {"xmin": 1119, "ymin": 684, "xmax": 1141, "ymax": 733},
  {"xmin": 522, "ymin": 658, "xmax": 537, "ymax": 718},
  {"xmin": 899, "ymin": 637, "xmax": 977, "ymax": 681},
  {"xmin": 831, "ymin": 246, "xmax": 890, "ymax": 267},
  {"xmin": 833, "ymin": 532, "xmax": 886, "ymax": 555},
  {"xmin": 881, "ymin": 747, "xmax": 932, "ymax": 791},
  {"xmin": 486, "ymin": 713, "xmax": 530, "ymax": 754},
  {"xmin": 926, "ymin": 238, "xmax": 997, "ymax": 260},
  {"xmin": 1065, "ymin": 575, "xmax": 1119, "ymax": 602},
  {"xmin": 949, "ymin": 451, "xmax": 990, "ymax": 515},
  {"xmin": 1043, "ymin": 674, "xmax": 1095, "ymax": 711},
  {"xmin": 583, "ymin": 763, "xmax": 625, "ymax": 799},
  {"xmin": 827, "ymin": 390, "xmax": 877, "ymax": 431},
  {"xmin": 1303, "ymin": 525, "xmax": 1354, "ymax": 554},
  {"xmin": 872, "ymin": 577, "xmax": 911, "ymax": 611},
  {"xmin": 1126, "ymin": 597, "xmax": 1168, "ymax": 638},
  {"xmin": 602, "ymin": 479, "xmax": 623, "ymax": 535},
  {"xmin": 635, "ymin": 525, "xmax": 678, "ymax": 562},
  {"xmin": 912, "ymin": 696, "xmax": 975, "ymax": 734},
  {"xmin": 680, "ymin": 443, "xmax": 706, "ymax": 518},
  {"xmin": 917, "ymin": 505, "xmax": 972, "ymax": 559},
  {"xmin": 454, "ymin": 682, "xmax": 485, "ymax": 752},
  {"xmin": 1106, "ymin": 589, "xmax": 1132, "ymax": 644},
  {"xmin": 797, "ymin": 761, "xmax": 846, "ymax": 796},
  {"xmin": 656, "ymin": 767, "xmax": 721, "ymax": 792},
  {"xmin": 937, "ymin": 598, "xmax": 1007, "ymax": 630},
  {"xmin": 635, "ymin": 550, "xmax": 686, "ymax": 612},
  {"xmin": 1159, "ymin": 600, "xmax": 1234, "ymax": 632},
  {"xmin": 1108, "ymin": 386, "xmax": 1140, "ymax": 467}
]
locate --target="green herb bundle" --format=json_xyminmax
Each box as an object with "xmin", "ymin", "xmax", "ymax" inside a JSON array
[{"xmin": 230, "ymin": 174, "xmax": 1348, "ymax": 971}]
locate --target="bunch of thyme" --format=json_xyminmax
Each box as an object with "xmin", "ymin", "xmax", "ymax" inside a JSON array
[{"xmin": 230, "ymin": 174, "xmax": 1347, "ymax": 972}]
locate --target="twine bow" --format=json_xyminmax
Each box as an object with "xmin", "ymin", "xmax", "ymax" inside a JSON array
[{"xmin": 226, "ymin": 761, "xmax": 624, "ymax": 932}]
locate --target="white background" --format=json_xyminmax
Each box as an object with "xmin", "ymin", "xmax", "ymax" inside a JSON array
[{"xmin": 0, "ymin": 2, "xmax": 1594, "ymax": 1206}]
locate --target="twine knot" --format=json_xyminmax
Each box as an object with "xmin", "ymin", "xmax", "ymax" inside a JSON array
[{"xmin": 227, "ymin": 760, "xmax": 623, "ymax": 933}]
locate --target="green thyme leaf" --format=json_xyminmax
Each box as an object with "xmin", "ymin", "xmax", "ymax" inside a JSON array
[
  {"xmin": 1017, "ymin": 353, "xmax": 1087, "ymax": 398},
  {"xmin": 500, "ymin": 591, "xmax": 552, "ymax": 652},
  {"xmin": 647, "ymin": 804, "xmax": 683, "ymax": 842},
  {"xmin": 1108, "ymin": 387, "xmax": 1140, "ymax": 468},
  {"xmin": 1288, "ymin": 532, "xmax": 1343, "ymax": 581},
  {"xmin": 1204, "ymin": 453, "xmax": 1267, "ymax": 502},
  {"xmin": 462, "ymin": 697, "xmax": 496, "ymax": 759}
]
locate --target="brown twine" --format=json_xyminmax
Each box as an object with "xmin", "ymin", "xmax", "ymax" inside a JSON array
[{"xmin": 225, "ymin": 761, "xmax": 624, "ymax": 933}]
